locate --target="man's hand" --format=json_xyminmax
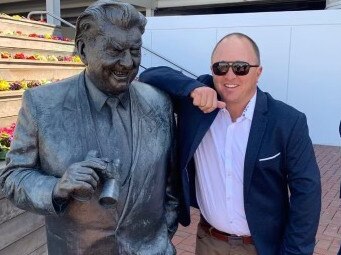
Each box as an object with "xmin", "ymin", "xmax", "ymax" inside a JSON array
[
  {"xmin": 53, "ymin": 150, "xmax": 106, "ymax": 202},
  {"xmin": 190, "ymin": 87, "xmax": 226, "ymax": 113}
]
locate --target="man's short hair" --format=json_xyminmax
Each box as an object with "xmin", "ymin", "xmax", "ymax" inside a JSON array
[
  {"xmin": 211, "ymin": 32, "xmax": 261, "ymax": 64},
  {"xmin": 75, "ymin": 0, "xmax": 147, "ymax": 45}
]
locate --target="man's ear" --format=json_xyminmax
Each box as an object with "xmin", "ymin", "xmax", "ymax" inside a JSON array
[
  {"xmin": 257, "ymin": 66, "xmax": 263, "ymax": 77},
  {"xmin": 76, "ymin": 39, "xmax": 88, "ymax": 65}
]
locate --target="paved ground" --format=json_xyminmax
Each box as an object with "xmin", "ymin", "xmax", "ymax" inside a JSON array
[{"xmin": 173, "ymin": 145, "xmax": 341, "ymax": 255}]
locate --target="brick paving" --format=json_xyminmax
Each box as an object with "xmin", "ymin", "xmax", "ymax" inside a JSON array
[{"xmin": 173, "ymin": 145, "xmax": 341, "ymax": 255}]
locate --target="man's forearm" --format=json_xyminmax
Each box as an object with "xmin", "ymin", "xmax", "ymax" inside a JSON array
[{"xmin": 140, "ymin": 66, "xmax": 205, "ymax": 97}]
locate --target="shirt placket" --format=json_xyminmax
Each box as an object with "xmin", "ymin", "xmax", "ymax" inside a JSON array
[{"xmin": 225, "ymin": 121, "xmax": 234, "ymax": 229}]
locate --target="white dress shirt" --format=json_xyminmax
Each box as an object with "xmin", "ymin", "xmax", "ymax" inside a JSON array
[{"xmin": 194, "ymin": 91, "xmax": 257, "ymax": 236}]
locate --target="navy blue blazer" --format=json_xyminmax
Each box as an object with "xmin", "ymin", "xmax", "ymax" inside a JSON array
[{"xmin": 140, "ymin": 66, "xmax": 321, "ymax": 255}]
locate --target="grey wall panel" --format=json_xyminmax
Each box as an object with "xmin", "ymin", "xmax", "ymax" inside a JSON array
[{"xmin": 288, "ymin": 25, "xmax": 341, "ymax": 145}]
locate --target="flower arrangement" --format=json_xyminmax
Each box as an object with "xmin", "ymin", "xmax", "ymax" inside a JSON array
[
  {"xmin": 0, "ymin": 79, "xmax": 10, "ymax": 91},
  {"xmin": 0, "ymin": 78, "xmax": 56, "ymax": 91},
  {"xmin": 0, "ymin": 123, "xmax": 15, "ymax": 160},
  {"xmin": 0, "ymin": 51, "xmax": 82, "ymax": 63},
  {"xmin": 0, "ymin": 29, "xmax": 73, "ymax": 42},
  {"xmin": 1, "ymin": 51, "xmax": 11, "ymax": 58}
]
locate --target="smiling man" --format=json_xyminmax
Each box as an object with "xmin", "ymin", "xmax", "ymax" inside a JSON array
[
  {"xmin": 140, "ymin": 33, "xmax": 321, "ymax": 255},
  {"xmin": 0, "ymin": 1, "xmax": 178, "ymax": 254}
]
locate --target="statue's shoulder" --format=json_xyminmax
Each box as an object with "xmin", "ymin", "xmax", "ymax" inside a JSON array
[
  {"xmin": 131, "ymin": 80, "xmax": 172, "ymax": 108},
  {"xmin": 25, "ymin": 74, "xmax": 80, "ymax": 103}
]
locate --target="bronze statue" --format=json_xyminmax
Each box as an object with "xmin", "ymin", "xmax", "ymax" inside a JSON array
[{"xmin": 0, "ymin": 1, "xmax": 179, "ymax": 254}]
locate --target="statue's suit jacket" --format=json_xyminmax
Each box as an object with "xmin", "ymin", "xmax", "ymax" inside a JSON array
[
  {"xmin": 0, "ymin": 72, "xmax": 179, "ymax": 255},
  {"xmin": 139, "ymin": 67, "xmax": 321, "ymax": 255}
]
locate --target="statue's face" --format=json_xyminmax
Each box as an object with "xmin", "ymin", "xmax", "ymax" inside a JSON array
[{"xmin": 84, "ymin": 24, "xmax": 142, "ymax": 95}]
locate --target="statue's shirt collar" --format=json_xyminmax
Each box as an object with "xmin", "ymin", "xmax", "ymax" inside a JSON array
[{"xmin": 85, "ymin": 73, "xmax": 130, "ymax": 111}]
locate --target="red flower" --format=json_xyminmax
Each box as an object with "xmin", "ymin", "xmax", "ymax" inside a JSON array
[
  {"xmin": 0, "ymin": 123, "xmax": 16, "ymax": 138},
  {"xmin": 14, "ymin": 53, "xmax": 25, "ymax": 59}
]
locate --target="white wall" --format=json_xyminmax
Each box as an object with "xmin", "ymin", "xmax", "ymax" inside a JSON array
[{"xmin": 141, "ymin": 10, "xmax": 341, "ymax": 146}]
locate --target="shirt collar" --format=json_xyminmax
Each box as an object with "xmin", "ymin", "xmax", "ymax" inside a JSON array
[
  {"xmin": 85, "ymin": 73, "xmax": 130, "ymax": 111},
  {"xmin": 242, "ymin": 90, "xmax": 257, "ymax": 121}
]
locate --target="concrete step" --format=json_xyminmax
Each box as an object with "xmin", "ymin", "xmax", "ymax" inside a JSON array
[
  {"xmin": 0, "ymin": 16, "xmax": 62, "ymax": 36},
  {"xmin": 0, "ymin": 90, "xmax": 23, "ymax": 128},
  {"xmin": 0, "ymin": 116, "xmax": 17, "ymax": 128},
  {"xmin": 0, "ymin": 59, "xmax": 84, "ymax": 81},
  {"xmin": 0, "ymin": 34, "xmax": 75, "ymax": 54}
]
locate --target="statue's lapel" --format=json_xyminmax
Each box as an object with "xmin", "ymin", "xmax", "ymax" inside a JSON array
[{"xmin": 63, "ymin": 72, "xmax": 99, "ymax": 156}]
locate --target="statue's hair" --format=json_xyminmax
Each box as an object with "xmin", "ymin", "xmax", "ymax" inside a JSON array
[
  {"xmin": 75, "ymin": 0, "xmax": 147, "ymax": 45},
  {"xmin": 211, "ymin": 32, "xmax": 261, "ymax": 64}
]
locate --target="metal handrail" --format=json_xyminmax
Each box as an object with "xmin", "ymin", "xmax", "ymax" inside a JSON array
[
  {"xmin": 27, "ymin": 11, "xmax": 76, "ymax": 29},
  {"xmin": 141, "ymin": 46, "xmax": 198, "ymax": 77},
  {"xmin": 27, "ymin": 11, "xmax": 198, "ymax": 78}
]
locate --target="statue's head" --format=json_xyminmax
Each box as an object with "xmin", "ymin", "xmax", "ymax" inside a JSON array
[{"xmin": 75, "ymin": 0, "xmax": 147, "ymax": 95}]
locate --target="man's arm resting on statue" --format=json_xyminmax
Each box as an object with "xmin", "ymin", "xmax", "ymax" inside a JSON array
[
  {"xmin": 139, "ymin": 66, "xmax": 208, "ymax": 97},
  {"xmin": 140, "ymin": 67, "xmax": 225, "ymax": 113}
]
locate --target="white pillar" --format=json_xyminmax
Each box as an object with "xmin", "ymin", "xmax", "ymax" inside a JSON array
[
  {"xmin": 46, "ymin": 0, "xmax": 61, "ymax": 25},
  {"xmin": 326, "ymin": 0, "xmax": 341, "ymax": 9},
  {"xmin": 146, "ymin": 8, "xmax": 155, "ymax": 16}
]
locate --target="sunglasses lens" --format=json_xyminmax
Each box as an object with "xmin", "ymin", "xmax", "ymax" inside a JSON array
[
  {"xmin": 212, "ymin": 62, "xmax": 229, "ymax": 76},
  {"xmin": 212, "ymin": 61, "xmax": 255, "ymax": 76},
  {"xmin": 232, "ymin": 62, "xmax": 250, "ymax": 76}
]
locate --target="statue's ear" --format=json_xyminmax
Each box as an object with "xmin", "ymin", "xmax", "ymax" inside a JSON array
[{"xmin": 76, "ymin": 39, "xmax": 88, "ymax": 65}]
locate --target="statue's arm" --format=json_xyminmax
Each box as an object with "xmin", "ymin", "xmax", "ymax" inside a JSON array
[
  {"xmin": 0, "ymin": 90, "xmax": 59, "ymax": 215},
  {"xmin": 164, "ymin": 109, "xmax": 180, "ymax": 238}
]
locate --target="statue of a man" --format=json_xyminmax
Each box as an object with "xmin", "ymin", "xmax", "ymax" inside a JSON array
[{"xmin": 0, "ymin": 1, "xmax": 179, "ymax": 254}]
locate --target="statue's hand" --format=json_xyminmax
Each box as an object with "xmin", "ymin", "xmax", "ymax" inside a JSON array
[
  {"xmin": 95, "ymin": 158, "xmax": 121, "ymax": 180},
  {"xmin": 53, "ymin": 150, "xmax": 106, "ymax": 202},
  {"xmin": 96, "ymin": 159, "xmax": 121, "ymax": 208},
  {"xmin": 190, "ymin": 86, "xmax": 226, "ymax": 113}
]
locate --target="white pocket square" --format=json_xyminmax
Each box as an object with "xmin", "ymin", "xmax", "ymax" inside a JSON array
[{"xmin": 259, "ymin": 152, "xmax": 281, "ymax": 162}]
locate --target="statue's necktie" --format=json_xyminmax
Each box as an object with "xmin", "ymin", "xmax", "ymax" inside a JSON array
[
  {"xmin": 106, "ymin": 97, "xmax": 120, "ymax": 126},
  {"xmin": 106, "ymin": 97, "xmax": 130, "ymax": 182}
]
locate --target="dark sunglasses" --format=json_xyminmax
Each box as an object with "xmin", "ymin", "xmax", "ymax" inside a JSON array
[{"xmin": 212, "ymin": 61, "xmax": 259, "ymax": 76}]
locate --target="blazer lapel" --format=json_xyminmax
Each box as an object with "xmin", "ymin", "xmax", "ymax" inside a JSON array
[
  {"xmin": 121, "ymin": 84, "xmax": 143, "ymax": 186},
  {"xmin": 77, "ymin": 73, "xmax": 99, "ymax": 154},
  {"xmin": 63, "ymin": 71, "xmax": 99, "ymax": 156},
  {"xmin": 185, "ymin": 109, "xmax": 218, "ymax": 168},
  {"xmin": 115, "ymin": 83, "xmax": 153, "ymax": 228},
  {"xmin": 244, "ymin": 89, "xmax": 268, "ymax": 201}
]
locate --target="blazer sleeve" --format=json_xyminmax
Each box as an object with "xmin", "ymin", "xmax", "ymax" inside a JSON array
[
  {"xmin": 139, "ymin": 66, "xmax": 212, "ymax": 97},
  {"xmin": 281, "ymin": 114, "xmax": 321, "ymax": 255},
  {"xmin": 0, "ymin": 90, "xmax": 59, "ymax": 215}
]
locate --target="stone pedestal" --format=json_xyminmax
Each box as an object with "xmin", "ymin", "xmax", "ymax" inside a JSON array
[{"xmin": 326, "ymin": 0, "xmax": 341, "ymax": 9}]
